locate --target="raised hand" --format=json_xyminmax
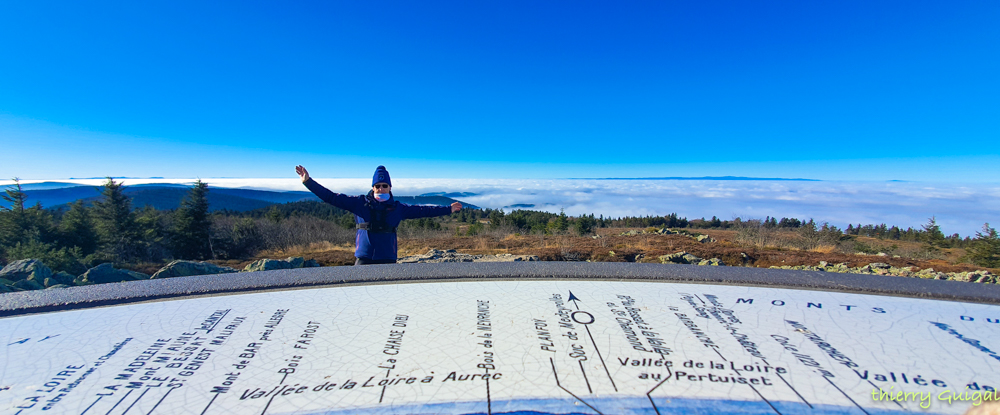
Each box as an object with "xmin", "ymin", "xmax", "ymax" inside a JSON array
[
  {"xmin": 451, "ymin": 202, "xmax": 462, "ymax": 213},
  {"xmin": 295, "ymin": 165, "xmax": 310, "ymax": 183}
]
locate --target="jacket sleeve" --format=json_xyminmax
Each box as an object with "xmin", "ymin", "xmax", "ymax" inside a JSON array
[
  {"xmin": 398, "ymin": 203, "xmax": 453, "ymax": 220},
  {"xmin": 303, "ymin": 178, "xmax": 365, "ymax": 214}
]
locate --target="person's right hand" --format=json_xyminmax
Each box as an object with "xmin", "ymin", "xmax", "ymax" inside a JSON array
[{"xmin": 295, "ymin": 165, "xmax": 310, "ymax": 183}]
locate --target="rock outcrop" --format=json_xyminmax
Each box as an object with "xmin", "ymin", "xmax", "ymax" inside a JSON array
[
  {"xmin": 398, "ymin": 249, "xmax": 539, "ymax": 263},
  {"xmin": 619, "ymin": 228, "xmax": 716, "ymax": 243},
  {"xmin": 0, "ymin": 259, "xmax": 52, "ymax": 283},
  {"xmin": 657, "ymin": 251, "xmax": 725, "ymax": 266},
  {"xmin": 768, "ymin": 263, "xmax": 997, "ymax": 284},
  {"xmin": 242, "ymin": 257, "xmax": 317, "ymax": 272},
  {"xmin": 151, "ymin": 260, "xmax": 239, "ymax": 279},
  {"xmin": 75, "ymin": 263, "xmax": 149, "ymax": 285}
]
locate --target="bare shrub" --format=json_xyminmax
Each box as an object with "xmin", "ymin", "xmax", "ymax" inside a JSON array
[
  {"xmin": 211, "ymin": 216, "xmax": 353, "ymax": 259},
  {"xmin": 733, "ymin": 218, "xmax": 778, "ymax": 249}
]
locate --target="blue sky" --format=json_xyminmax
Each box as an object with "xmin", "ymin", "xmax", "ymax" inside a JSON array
[{"xmin": 1, "ymin": 1, "xmax": 998, "ymax": 181}]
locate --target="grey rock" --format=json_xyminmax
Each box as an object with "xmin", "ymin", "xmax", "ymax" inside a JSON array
[
  {"xmin": 659, "ymin": 251, "xmax": 702, "ymax": 265},
  {"xmin": 13, "ymin": 279, "xmax": 44, "ymax": 291},
  {"xmin": 46, "ymin": 284, "xmax": 71, "ymax": 289},
  {"xmin": 0, "ymin": 283, "xmax": 16, "ymax": 293},
  {"xmin": 242, "ymin": 257, "xmax": 310, "ymax": 272},
  {"xmin": 285, "ymin": 257, "xmax": 305, "ymax": 268},
  {"xmin": 78, "ymin": 263, "xmax": 149, "ymax": 285},
  {"xmin": 151, "ymin": 260, "xmax": 239, "ymax": 279},
  {"xmin": 243, "ymin": 259, "xmax": 296, "ymax": 272},
  {"xmin": 51, "ymin": 271, "xmax": 76, "ymax": 285},
  {"xmin": 0, "ymin": 259, "xmax": 52, "ymax": 282},
  {"xmin": 696, "ymin": 235, "xmax": 716, "ymax": 243},
  {"xmin": 697, "ymin": 258, "xmax": 725, "ymax": 266},
  {"xmin": 397, "ymin": 249, "xmax": 538, "ymax": 264}
]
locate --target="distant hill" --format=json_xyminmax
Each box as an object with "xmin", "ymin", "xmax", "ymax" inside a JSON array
[
  {"xmin": 397, "ymin": 195, "xmax": 480, "ymax": 210},
  {"xmin": 578, "ymin": 176, "xmax": 821, "ymax": 181},
  {"xmin": 4, "ymin": 182, "xmax": 477, "ymax": 212}
]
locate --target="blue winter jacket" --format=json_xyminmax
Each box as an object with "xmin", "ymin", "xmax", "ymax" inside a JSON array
[{"xmin": 303, "ymin": 178, "xmax": 452, "ymax": 261}]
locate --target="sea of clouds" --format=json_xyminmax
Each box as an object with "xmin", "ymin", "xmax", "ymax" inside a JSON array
[{"xmin": 10, "ymin": 178, "xmax": 1000, "ymax": 237}]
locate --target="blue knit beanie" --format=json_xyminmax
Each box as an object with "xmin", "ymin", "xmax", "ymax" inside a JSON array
[{"xmin": 372, "ymin": 166, "xmax": 391, "ymax": 187}]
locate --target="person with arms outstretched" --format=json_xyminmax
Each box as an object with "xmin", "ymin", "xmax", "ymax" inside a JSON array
[{"xmin": 296, "ymin": 165, "xmax": 461, "ymax": 265}]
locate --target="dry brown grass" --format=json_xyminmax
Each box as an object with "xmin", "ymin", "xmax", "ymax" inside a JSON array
[
  {"xmin": 257, "ymin": 241, "xmax": 354, "ymax": 258},
  {"xmin": 808, "ymin": 245, "xmax": 837, "ymax": 254},
  {"xmin": 211, "ymin": 226, "xmax": 998, "ymax": 275}
]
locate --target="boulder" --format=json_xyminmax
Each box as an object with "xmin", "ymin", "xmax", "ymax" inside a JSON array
[
  {"xmin": 397, "ymin": 249, "xmax": 538, "ymax": 264},
  {"xmin": 242, "ymin": 257, "xmax": 310, "ymax": 272},
  {"xmin": 696, "ymin": 235, "xmax": 716, "ymax": 243},
  {"xmin": 0, "ymin": 283, "xmax": 16, "ymax": 293},
  {"xmin": 304, "ymin": 259, "xmax": 321, "ymax": 268},
  {"xmin": 697, "ymin": 258, "xmax": 725, "ymax": 266},
  {"xmin": 0, "ymin": 259, "xmax": 52, "ymax": 282},
  {"xmin": 13, "ymin": 279, "xmax": 44, "ymax": 291},
  {"xmin": 51, "ymin": 271, "xmax": 77, "ymax": 285},
  {"xmin": 46, "ymin": 284, "xmax": 71, "ymax": 289},
  {"xmin": 77, "ymin": 263, "xmax": 149, "ymax": 285},
  {"xmin": 285, "ymin": 257, "xmax": 305, "ymax": 268},
  {"xmin": 244, "ymin": 259, "xmax": 296, "ymax": 272},
  {"xmin": 151, "ymin": 260, "xmax": 239, "ymax": 279},
  {"xmin": 659, "ymin": 251, "xmax": 702, "ymax": 265}
]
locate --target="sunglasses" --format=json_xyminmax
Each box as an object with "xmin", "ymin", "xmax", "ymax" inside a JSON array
[{"xmin": 374, "ymin": 184, "xmax": 390, "ymax": 189}]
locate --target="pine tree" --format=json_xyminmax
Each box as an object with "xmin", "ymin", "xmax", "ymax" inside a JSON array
[
  {"xmin": 1, "ymin": 178, "xmax": 57, "ymax": 260},
  {"xmin": 0, "ymin": 178, "xmax": 29, "ymax": 253},
  {"xmin": 965, "ymin": 223, "xmax": 1000, "ymax": 268},
  {"xmin": 58, "ymin": 200, "xmax": 99, "ymax": 256},
  {"xmin": 921, "ymin": 216, "xmax": 946, "ymax": 248},
  {"xmin": 92, "ymin": 178, "xmax": 141, "ymax": 263},
  {"xmin": 172, "ymin": 180, "xmax": 213, "ymax": 260}
]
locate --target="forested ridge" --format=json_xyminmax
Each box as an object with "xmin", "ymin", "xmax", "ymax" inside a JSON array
[{"xmin": 1, "ymin": 178, "xmax": 998, "ymax": 279}]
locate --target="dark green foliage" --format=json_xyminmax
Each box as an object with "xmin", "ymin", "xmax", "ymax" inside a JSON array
[
  {"xmin": 573, "ymin": 214, "xmax": 597, "ymax": 236},
  {"xmin": 211, "ymin": 217, "xmax": 265, "ymax": 259},
  {"xmin": 921, "ymin": 216, "xmax": 947, "ymax": 248},
  {"xmin": 549, "ymin": 210, "xmax": 570, "ymax": 233},
  {"xmin": 465, "ymin": 222, "xmax": 484, "ymax": 236},
  {"xmin": 92, "ymin": 178, "xmax": 143, "ymax": 263},
  {"xmin": 5, "ymin": 238, "xmax": 86, "ymax": 275},
  {"xmin": 401, "ymin": 217, "xmax": 442, "ymax": 232},
  {"xmin": 171, "ymin": 180, "xmax": 213, "ymax": 260},
  {"xmin": 1, "ymin": 179, "xmax": 59, "ymax": 261},
  {"xmin": 135, "ymin": 206, "xmax": 168, "ymax": 262},
  {"xmin": 965, "ymin": 224, "xmax": 1000, "ymax": 267},
  {"xmin": 58, "ymin": 201, "xmax": 99, "ymax": 256},
  {"xmin": 265, "ymin": 206, "xmax": 284, "ymax": 223}
]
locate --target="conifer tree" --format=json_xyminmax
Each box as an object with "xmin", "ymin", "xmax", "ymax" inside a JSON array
[
  {"xmin": 921, "ymin": 216, "xmax": 946, "ymax": 248},
  {"xmin": 92, "ymin": 178, "xmax": 141, "ymax": 263},
  {"xmin": 0, "ymin": 178, "xmax": 29, "ymax": 253},
  {"xmin": 171, "ymin": 180, "xmax": 213, "ymax": 259},
  {"xmin": 58, "ymin": 201, "xmax": 99, "ymax": 256},
  {"xmin": 965, "ymin": 223, "xmax": 1000, "ymax": 267},
  {"xmin": 1, "ymin": 178, "xmax": 58, "ymax": 260}
]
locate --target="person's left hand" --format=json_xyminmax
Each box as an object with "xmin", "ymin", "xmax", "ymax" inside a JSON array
[{"xmin": 451, "ymin": 202, "xmax": 462, "ymax": 213}]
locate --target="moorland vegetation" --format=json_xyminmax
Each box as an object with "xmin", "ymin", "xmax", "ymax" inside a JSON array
[{"xmin": 1, "ymin": 178, "xmax": 998, "ymax": 291}]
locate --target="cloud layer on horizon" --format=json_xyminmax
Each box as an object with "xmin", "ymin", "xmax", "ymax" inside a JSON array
[{"xmin": 8, "ymin": 178, "xmax": 998, "ymax": 237}]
